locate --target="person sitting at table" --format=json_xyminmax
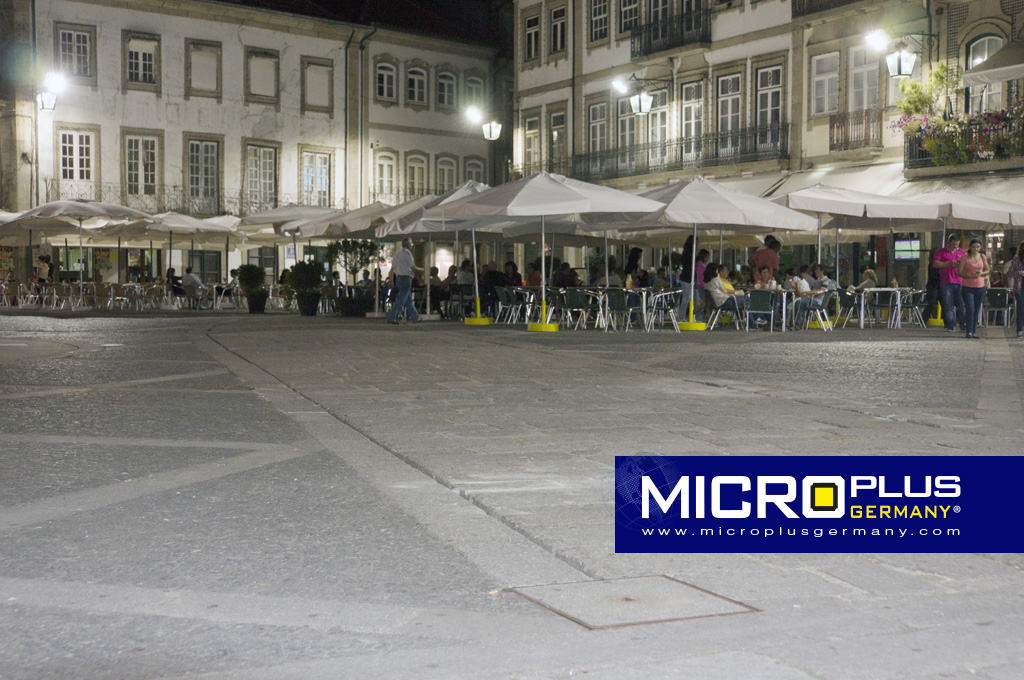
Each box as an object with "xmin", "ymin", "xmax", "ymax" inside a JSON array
[
  {"xmin": 551, "ymin": 261, "xmax": 577, "ymax": 288},
  {"xmin": 166, "ymin": 267, "xmax": 185, "ymax": 296},
  {"xmin": 787, "ymin": 268, "xmax": 823, "ymax": 328},
  {"xmin": 799, "ymin": 264, "xmax": 816, "ymax": 288},
  {"xmin": 215, "ymin": 268, "xmax": 238, "ymax": 298},
  {"xmin": 707, "ymin": 264, "xmax": 745, "ymax": 317},
  {"xmin": 331, "ymin": 271, "xmax": 342, "ymax": 286},
  {"xmin": 811, "ymin": 264, "xmax": 837, "ymax": 291},
  {"xmin": 848, "ymin": 268, "xmax": 878, "ymax": 292},
  {"xmin": 440, "ymin": 265, "xmax": 458, "ymax": 292},
  {"xmin": 456, "ymin": 259, "xmax": 475, "ymax": 286},
  {"xmin": 505, "ymin": 261, "xmax": 523, "ymax": 286},
  {"xmin": 651, "ymin": 268, "xmax": 669, "ymax": 291},
  {"xmin": 525, "ymin": 262, "xmax": 542, "ymax": 287},
  {"xmin": 596, "ymin": 266, "xmax": 622, "ymax": 287},
  {"xmin": 754, "ymin": 266, "xmax": 779, "ymax": 290},
  {"xmin": 181, "ymin": 267, "xmax": 206, "ymax": 309},
  {"xmin": 356, "ymin": 269, "xmax": 372, "ymax": 288}
]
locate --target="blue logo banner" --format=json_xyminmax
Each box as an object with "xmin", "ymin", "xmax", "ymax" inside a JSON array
[{"xmin": 614, "ymin": 455, "xmax": 1023, "ymax": 553}]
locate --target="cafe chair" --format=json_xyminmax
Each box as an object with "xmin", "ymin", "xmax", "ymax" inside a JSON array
[
  {"xmin": 606, "ymin": 288, "xmax": 642, "ymax": 331},
  {"xmin": 745, "ymin": 289, "xmax": 777, "ymax": 332},
  {"xmin": 802, "ymin": 290, "xmax": 835, "ymax": 332},
  {"xmin": 982, "ymin": 288, "xmax": 1014, "ymax": 328},
  {"xmin": 707, "ymin": 296, "xmax": 744, "ymax": 331}
]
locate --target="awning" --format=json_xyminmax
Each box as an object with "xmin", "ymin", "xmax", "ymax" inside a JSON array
[
  {"xmin": 962, "ymin": 41, "xmax": 1024, "ymax": 87},
  {"xmin": 768, "ymin": 161, "xmax": 907, "ymax": 197}
]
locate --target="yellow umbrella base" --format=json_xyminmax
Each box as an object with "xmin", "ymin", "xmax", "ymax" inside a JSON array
[
  {"xmin": 465, "ymin": 317, "xmax": 494, "ymax": 326},
  {"xmin": 927, "ymin": 318, "xmax": 944, "ymax": 327},
  {"xmin": 527, "ymin": 322, "xmax": 559, "ymax": 332},
  {"xmin": 678, "ymin": 321, "xmax": 707, "ymax": 331}
]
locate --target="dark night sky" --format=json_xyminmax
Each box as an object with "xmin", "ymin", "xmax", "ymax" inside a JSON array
[{"xmin": 219, "ymin": 0, "xmax": 506, "ymax": 45}]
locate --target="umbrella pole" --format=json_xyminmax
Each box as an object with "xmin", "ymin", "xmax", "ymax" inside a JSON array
[
  {"xmin": 679, "ymin": 223, "xmax": 706, "ymax": 331},
  {"xmin": 425, "ymin": 233, "xmax": 433, "ymax": 319},
  {"xmin": 528, "ymin": 215, "xmax": 557, "ymax": 332},
  {"xmin": 465, "ymin": 228, "xmax": 491, "ymax": 325},
  {"xmin": 117, "ymin": 237, "xmax": 122, "ymax": 284},
  {"xmin": 817, "ymin": 212, "xmax": 823, "ymax": 263},
  {"xmin": 225, "ymin": 236, "xmax": 229, "ymax": 286},
  {"xmin": 604, "ymin": 231, "xmax": 610, "ymax": 333},
  {"xmin": 835, "ymin": 224, "xmax": 841, "ymax": 317},
  {"xmin": 78, "ymin": 217, "xmax": 84, "ymax": 306}
]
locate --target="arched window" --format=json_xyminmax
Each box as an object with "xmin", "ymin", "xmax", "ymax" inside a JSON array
[
  {"xmin": 376, "ymin": 64, "xmax": 396, "ymax": 101},
  {"xmin": 375, "ymin": 152, "xmax": 396, "ymax": 202},
  {"xmin": 407, "ymin": 68, "xmax": 427, "ymax": 104},
  {"xmin": 465, "ymin": 159, "xmax": 485, "ymax": 184},
  {"xmin": 437, "ymin": 158, "xmax": 456, "ymax": 193},
  {"xmin": 967, "ymin": 36, "xmax": 1004, "ymax": 113},
  {"xmin": 406, "ymin": 155, "xmax": 427, "ymax": 196},
  {"xmin": 437, "ymin": 72, "xmax": 456, "ymax": 108},
  {"xmin": 465, "ymin": 76, "xmax": 484, "ymax": 108}
]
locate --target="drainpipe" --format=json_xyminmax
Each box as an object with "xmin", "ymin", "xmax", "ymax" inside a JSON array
[
  {"xmin": 342, "ymin": 30, "xmax": 354, "ymax": 210},
  {"xmin": 31, "ymin": 0, "xmax": 39, "ymax": 207},
  {"xmin": 358, "ymin": 26, "xmax": 377, "ymax": 207}
]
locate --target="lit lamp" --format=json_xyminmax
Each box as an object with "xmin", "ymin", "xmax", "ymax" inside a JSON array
[
  {"xmin": 629, "ymin": 91, "xmax": 654, "ymax": 116},
  {"xmin": 482, "ymin": 121, "xmax": 502, "ymax": 141},
  {"xmin": 37, "ymin": 72, "xmax": 66, "ymax": 111},
  {"xmin": 885, "ymin": 42, "xmax": 917, "ymax": 78}
]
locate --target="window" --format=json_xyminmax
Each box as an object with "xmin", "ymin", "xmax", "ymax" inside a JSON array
[
  {"xmin": 621, "ymin": 0, "xmax": 639, "ymax": 32},
  {"xmin": 245, "ymin": 48, "xmax": 280, "ymax": 108},
  {"xmin": 967, "ymin": 37, "xmax": 1004, "ymax": 113},
  {"xmin": 185, "ymin": 40, "xmax": 221, "ymax": 100},
  {"xmin": 617, "ymin": 98, "xmax": 636, "ymax": 170},
  {"xmin": 377, "ymin": 64, "xmax": 396, "ymax": 101},
  {"xmin": 524, "ymin": 117, "xmax": 540, "ymax": 171},
  {"xmin": 123, "ymin": 32, "xmax": 159, "ymax": 92},
  {"xmin": 466, "ymin": 76, "xmax": 484, "ymax": 107},
  {"xmin": 650, "ymin": 0, "xmax": 670, "ymax": 44},
  {"xmin": 437, "ymin": 157, "xmax": 456, "ymax": 193},
  {"xmin": 589, "ymin": 102, "xmax": 607, "ymax": 155},
  {"xmin": 757, "ymin": 66, "xmax": 782, "ymax": 149},
  {"xmin": 61, "ymin": 130, "xmax": 94, "ymax": 186},
  {"xmin": 465, "ymin": 159, "xmax": 485, "ymax": 184},
  {"xmin": 525, "ymin": 15, "xmax": 540, "ymax": 61},
  {"xmin": 187, "ymin": 137, "xmax": 220, "ymax": 215},
  {"xmin": 301, "ymin": 151, "xmax": 331, "ymax": 207},
  {"xmin": 125, "ymin": 134, "xmax": 158, "ymax": 200},
  {"xmin": 717, "ymin": 74, "xmax": 741, "ymax": 154},
  {"xmin": 591, "ymin": 0, "xmax": 608, "ymax": 42},
  {"xmin": 407, "ymin": 67, "xmax": 427, "ymax": 105},
  {"xmin": 437, "ymin": 72, "xmax": 456, "ymax": 108},
  {"xmin": 551, "ymin": 7, "xmax": 566, "ymax": 54},
  {"xmin": 681, "ymin": 81, "xmax": 703, "ymax": 159},
  {"xmin": 302, "ymin": 57, "xmax": 333, "ymax": 116},
  {"xmin": 812, "ymin": 53, "xmax": 839, "ymax": 116},
  {"xmin": 849, "ymin": 46, "xmax": 879, "ymax": 111},
  {"xmin": 376, "ymin": 153, "xmax": 396, "ymax": 201},
  {"xmin": 549, "ymin": 112, "xmax": 567, "ymax": 167},
  {"xmin": 246, "ymin": 143, "xmax": 278, "ymax": 212},
  {"xmin": 648, "ymin": 90, "xmax": 669, "ymax": 164},
  {"xmin": 56, "ymin": 23, "xmax": 96, "ymax": 85},
  {"xmin": 407, "ymin": 155, "xmax": 427, "ymax": 196}
]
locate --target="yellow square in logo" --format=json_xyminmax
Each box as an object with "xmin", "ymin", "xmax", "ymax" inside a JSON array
[{"xmin": 813, "ymin": 485, "xmax": 834, "ymax": 509}]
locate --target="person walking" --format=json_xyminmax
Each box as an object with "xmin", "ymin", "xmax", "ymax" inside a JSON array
[
  {"xmin": 957, "ymin": 239, "xmax": 989, "ymax": 339},
  {"xmin": 933, "ymin": 233, "xmax": 966, "ymax": 333},
  {"xmin": 386, "ymin": 237, "xmax": 421, "ymax": 325},
  {"xmin": 1004, "ymin": 243, "xmax": 1024, "ymax": 339}
]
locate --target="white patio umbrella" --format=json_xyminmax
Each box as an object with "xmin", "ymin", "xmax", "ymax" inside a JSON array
[
  {"xmin": 905, "ymin": 189, "xmax": 1024, "ymax": 238},
  {"xmin": 599, "ymin": 177, "xmax": 819, "ymax": 328},
  {"xmin": 4, "ymin": 200, "xmax": 152, "ymax": 303},
  {"xmin": 420, "ymin": 172, "xmax": 663, "ymax": 330}
]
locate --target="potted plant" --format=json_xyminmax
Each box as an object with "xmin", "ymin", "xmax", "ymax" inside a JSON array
[
  {"xmin": 290, "ymin": 259, "xmax": 325, "ymax": 316},
  {"xmin": 237, "ymin": 264, "xmax": 268, "ymax": 313}
]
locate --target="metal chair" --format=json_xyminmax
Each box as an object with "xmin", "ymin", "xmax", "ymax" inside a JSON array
[
  {"xmin": 983, "ymin": 288, "xmax": 1014, "ymax": 328},
  {"xmin": 606, "ymin": 289, "xmax": 642, "ymax": 331},
  {"xmin": 646, "ymin": 290, "xmax": 681, "ymax": 332},
  {"xmin": 745, "ymin": 289, "xmax": 777, "ymax": 332},
  {"xmin": 707, "ymin": 295, "xmax": 744, "ymax": 330},
  {"xmin": 802, "ymin": 290, "xmax": 835, "ymax": 332}
]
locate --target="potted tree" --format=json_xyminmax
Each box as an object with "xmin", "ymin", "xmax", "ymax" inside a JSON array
[
  {"xmin": 237, "ymin": 264, "xmax": 268, "ymax": 313},
  {"xmin": 290, "ymin": 259, "xmax": 325, "ymax": 316},
  {"xmin": 328, "ymin": 239, "xmax": 381, "ymax": 316}
]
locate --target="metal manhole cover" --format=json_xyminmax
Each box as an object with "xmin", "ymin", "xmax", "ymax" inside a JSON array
[{"xmin": 508, "ymin": 575, "xmax": 757, "ymax": 630}]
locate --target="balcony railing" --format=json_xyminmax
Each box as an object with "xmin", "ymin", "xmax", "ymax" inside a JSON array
[
  {"xmin": 630, "ymin": 8, "xmax": 711, "ymax": 59},
  {"xmin": 571, "ymin": 124, "xmax": 789, "ymax": 182},
  {"xmin": 45, "ymin": 180, "xmax": 345, "ymax": 216},
  {"xmin": 511, "ymin": 159, "xmax": 571, "ymax": 178},
  {"xmin": 792, "ymin": 0, "xmax": 860, "ymax": 17},
  {"xmin": 829, "ymin": 109, "xmax": 883, "ymax": 152},
  {"xmin": 368, "ymin": 188, "xmax": 433, "ymax": 205},
  {"xmin": 904, "ymin": 117, "xmax": 1024, "ymax": 169}
]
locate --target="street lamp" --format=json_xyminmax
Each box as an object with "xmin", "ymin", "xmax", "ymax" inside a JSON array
[
  {"xmin": 482, "ymin": 121, "xmax": 502, "ymax": 141},
  {"xmin": 37, "ymin": 72, "xmax": 65, "ymax": 110},
  {"xmin": 612, "ymin": 73, "xmax": 670, "ymax": 116},
  {"xmin": 864, "ymin": 30, "xmax": 935, "ymax": 78}
]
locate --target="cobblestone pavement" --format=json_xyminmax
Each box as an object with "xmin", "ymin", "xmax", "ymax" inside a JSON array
[{"xmin": 1, "ymin": 311, "xmax": 1022, "ymax": 679}]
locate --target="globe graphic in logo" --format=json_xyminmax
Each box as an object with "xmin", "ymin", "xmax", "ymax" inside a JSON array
[{"xmin": 616, "ymin": 455, "xmax": 684, "ymax": 531}]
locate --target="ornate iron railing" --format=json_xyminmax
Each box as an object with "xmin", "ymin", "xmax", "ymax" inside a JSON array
[
  {"xmin": 904, "ymin": 117, "xmax": 1024, "ymax": 169},
  {"xmin": 630, "ymin": 8, "xmax": 711, "ymax": 59},
  {"xmin": 792, "ymin": 0, "xmax": 860, "ymax": 17},
  {"xmin": 571, "ymin": 124, "xmax": 789, "ymax": 182},
  {"xmin": 510, "ymin": 159, "xmax": 571, "ymax": 178},
  {"xmin": 829, "ymin": 109, "xmax": 883, "ymax": 152},
  {"xmin": 45, "ymin": 181, "xmax": 346, "ymax": 216}
]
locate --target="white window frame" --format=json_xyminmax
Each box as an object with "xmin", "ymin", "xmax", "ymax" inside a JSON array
[
  {"xmin": 549, "ymin": 111, "xmax": 567, "ymax": 164},
  {"xmin": 407, "ymin": 67, "xmax": 427, "ymax": 105},
  {"xmin": 621, "ymin": 0, "xmax": 639, "ymax": 32},
  {"xmin": 437, "ymin": 72, "xmax": 456, "ymax": 108},
  {"xmin": 849, "ymin": 46, "xmax": 879, "ymax": 112},
  {"xmin": 551, "ymin": 7, "xmax": 567, "ymax": 54},
  {"xmin": 301, "ymin": 150, "xmax": 331, "ymax": 207},
  {"xmin": 406, "ymin": 155, "xmax": 427, "ymax": 196},
  {"xmin": 589, "ymin": 102, "xmax": 608, "ymax": 153},
  {"xmin": 246, "ymin": 144, "xmax": 278, "ymax": 210},
  {"xmin": 376, "ymin": 152, "xmax": 397, "ymax": 201},
  {"xmin": 812, "ymin": 52, "xmax": 840, "ymax": 117},
  {"xmin": 377, "ymin": 64, "xmax": 396, "ymax": 101},
  {"xmin": 648, "ymin": 90, "xmax": 669, "ymax": 163},
  {"xmin": 125, "ymin": 134, "xmax": 158, "ymax": 198},
  {"xmin": 187, "ymin": 138, "xmax": 220, "ymax": 214},
  {"xmin": 717, "ymin": 74, "xmax": 741, "ymax": 154},
  {"xmin": 465, "ymin": 159, "xmax": 485, "ymax": 184},
  {"xmin": 436, "ymin": 157, "xmax": 457, "ymax": 193},
  {"xmin": 466, "ymin": 77, "xmax": 484, "ymax": 107},
  {"xmin": 61, "ymin": 130, "xmax": 94, "ymax": 182},
  {"xmin": 125, "ymin": 34, "xmax": 158, "ymax": 89},
  {"xmin": 591, "ymin": 0, "xmax": 608, "ymax": 42},
  {"xmin": 524, "ymin": 116, "xmax": 540, "ymax": 170},
  {"xmin": 525, "ymin": 15, "xmax": 540, "ymax": 61},
  {"xmin": 56, "ymin": 23, "xmax": 96, "ymax": 85},
  {"xmin": 967, "ymin": 36, "xmax": 1004, "ymax": 113}
]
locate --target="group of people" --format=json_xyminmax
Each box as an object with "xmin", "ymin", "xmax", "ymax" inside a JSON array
[
  {"xmin": 934, "ymin": 233, "xmax": 1024, "ymax": 339},
  {"xmin": 164, "ymin": 267, "xmax": 238, "ymax": 309}
]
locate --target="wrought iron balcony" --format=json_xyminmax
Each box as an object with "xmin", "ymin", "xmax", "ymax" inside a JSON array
[
  {"xmin": 829, "ymin": 109, "xmax": 883, "ymax": 152},
  {"xmin": 571, "ymin": 124, "xmax": 789, "ymax": 182},
  {"xmin": 45, "ymin": 180, "xmax": 345, "ymax": 216},
  {"xmin": 904, "ymin": 117, "xmax": 1024, "ymax": 169},
  {"xmin": 792, "ymin": 0, "xmax": 861, "ymax": 17},
  {"xmin": 510, "ymin": 159, "xmax": 571, "ymax": 178},
  {"xmin": 630, "ymin": 8, "xmax": 711, "ymax": 59}
]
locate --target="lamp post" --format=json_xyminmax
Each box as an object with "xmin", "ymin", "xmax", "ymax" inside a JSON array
[
  {"xmin": 864, "ymin": 30, "xmax": 937, "ymax": 79},
  {"xmin": 613, "ymin": 74, "xmax": 671, "ymax": 116}
]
